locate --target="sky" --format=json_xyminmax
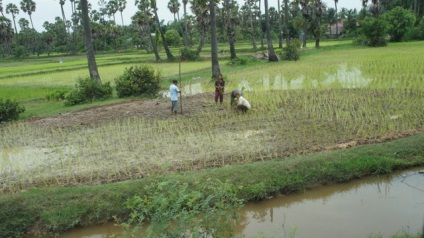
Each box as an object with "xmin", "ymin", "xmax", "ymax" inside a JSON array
[{"xmin": 3, "ymin": 0, "xmax": 363, "ymax": 32}]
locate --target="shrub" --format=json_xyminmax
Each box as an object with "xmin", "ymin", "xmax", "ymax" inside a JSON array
[
  {"xmin": 0, "ymin": 98, "xmax": 25, "ymax": 123},
  {"xmin": 382, "ymin": 6, "xmax": 416, "ymax": 42},
  {"xmin": 164, "ymin": 29, "xmax": 181, "ymax": 47},
  {"xmin": 281, "ymin": 39, "xmax": 301, "ymax": 61},
  {"xmin": 180, "ymin": 47, "xmax": 199, "ymax": 61},
  {"xmin": 63, "ymin": 77, "xmax": 112, "ymax": 106},
  {"xmin": 46, "ymin": 90, "xmax": 68, "ymax": 101},
  {"xmin": 359, "ymin": 17, "xmax": 389, "ymax": 47},
  {"xmin": 227, "ymin": 57, "xmax": 247, "ymax": 66},
  {"xmin": 115, "ymin": 65, "xmax": 162, "ymax": 98}
]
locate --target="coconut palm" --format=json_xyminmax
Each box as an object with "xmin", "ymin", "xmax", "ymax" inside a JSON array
[
  {"xmin": 20, "ymin": 0, "xmax": 36, "ymax": 29},
  {"xmin": 80, "ymin": 0, "xmax": 101, "ymax": 82},
  {"xmin": 5, "ymin": 3, "xmax": 19, "ymax": 36}
]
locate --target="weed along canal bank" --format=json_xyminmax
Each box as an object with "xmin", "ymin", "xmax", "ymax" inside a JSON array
[
  {"xmin": 1, "ymin": 133, "xmax": 424, "ymax": 237},
  {"xmin": 59, "ymin": 167, "xmax": 424, "ymax": 238}
]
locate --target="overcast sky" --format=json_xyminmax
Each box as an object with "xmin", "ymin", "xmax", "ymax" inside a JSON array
[{"xmin": 4, "ymin": 0, "xmax": 363, "ymax": 32}]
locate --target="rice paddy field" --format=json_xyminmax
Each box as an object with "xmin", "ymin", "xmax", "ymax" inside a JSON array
[{"xmin": 1, "ymin": 41, "xmax": 424, "ymax": 194}]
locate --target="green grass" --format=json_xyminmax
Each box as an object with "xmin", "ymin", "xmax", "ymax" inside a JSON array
[{"xmin": 1, "ymin": 133, "xmax": 423, "ymax": 237}]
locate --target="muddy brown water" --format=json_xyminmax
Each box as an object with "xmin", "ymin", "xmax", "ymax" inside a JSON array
[{"xmin": 59, "ymin": 167, "xmax": 424, "ymax": 238}]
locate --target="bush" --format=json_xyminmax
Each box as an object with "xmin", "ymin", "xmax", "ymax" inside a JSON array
[
  {"xmin": 63, "ymin": 77, "xmax": 112, "ymax": 106},
  {"xmin": 359, "ymin": 17, "xmax": 389, "ymax": 47},
  {"xmin": 382, "ymin": 6, "xmax": 416, "ymax": 42},
  {"xmin": 180, "ymin": 47, "xmax": 199, "ymax": 61},
  {"xmin": 0, "ymin": 98, "xmax": 25, "ymax": 123},
  {"xmin": 164, "ymin": 29, "xmax": 181, "ymax": 47},
  {"xmin": 227, "ymin": 57, "xmax": 247, "ymax": 66},
  {"xmin": 280, "ymin": 39, "xmax": 301, "ymax": 61},
  {"xmin": 46, "ymin": 90, "xmax": 68, "ymax": 101},
  {"xmin": 115, "ymin": 65, "xmax": 162, "ymax": 98}
]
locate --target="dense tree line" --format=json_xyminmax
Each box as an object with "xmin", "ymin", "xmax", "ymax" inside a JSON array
[{"xmin": 0, "ymin": 0, "xmax": 424, "ymax": 60}]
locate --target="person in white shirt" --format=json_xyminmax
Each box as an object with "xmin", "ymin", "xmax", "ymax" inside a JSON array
[
  {"xmin": 235, "ymin": 92, "xmax": 251, "ymax": 112},
  {"xmin": 169, "ymin": 80, "xmax": 181, "ymax": 114}
]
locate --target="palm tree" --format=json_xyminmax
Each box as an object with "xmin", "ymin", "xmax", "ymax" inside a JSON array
[
  {"xmin": 5, "ymin": 3, "xmax": 19, "ymax": 36},
  {"xmin": 0, "ymin": 16, "xmax": 14, "ymax": 51},
  {"xmin": 334, "ymin": 0, "xmax": 338, "ymax": 35},
  {"xmin": 18, "ymin": 17, "xmax": 29, "ymax": 31},
  {"xmin": 134, "ymin": 0, "xmax": 161, "ymax": 61},
  {"xmin": 0, "ymin": 0, "xmax": 4, "ymax": 17},
  {"xmin": 167, "ymin": 0, "xmax": 180, "ymax": 23},
  {"xmin": 191, "ymin": 0, "xmax": 209, "ymax": 55},
  {"xmin": 117, "ymin": 0, "xmax": 126, "ymax": 26},
  {"xmin": 223, "ymin": 0, "xmax": 239, "ymax": 59},
  {"xmin": 313, "ymin": 0, "xmax": 324, "ymax": 48},
  {"xmin": 106, "ymin": 0, "xmax": 118, "ymax": 24},
  {"xmin": 284, "ymin": 0, "xmax": 289, "ymax": 44},
  {"xmin": 209, "ymin": 0, "xmax": 220, "ymax": 78},
  {"xmin": 245, "ymin": 0, "xmax": 257, "ymax": 50},
  {"xmin": 151, "ymin": 0, "xmax": 174, "ymax": 60},
  {"xmin": 264, "ymin": 0, "xmax": 278, "ymax": 61},
  {"xmin": 182, "ymin": 0, "xmax": 189, "ymax": 46},
  {"xmin": 80, "ymin": 0, "xmax": 101, "ymax": 82},
  {"xmin": 20, "ymin": 0, "xmax": 36, "ymax": 29}
]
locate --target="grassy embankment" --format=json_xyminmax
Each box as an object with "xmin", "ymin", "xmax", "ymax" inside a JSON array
[{"xmin": 1, "ymin": 40, "xmax": 424, "ymax": 237}]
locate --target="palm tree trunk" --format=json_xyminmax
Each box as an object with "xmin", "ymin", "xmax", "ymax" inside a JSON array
[
  {"xmin": 277, "ymin": 0, "xmax": 283, "ymax": 48},
  {"xmin": 264, "ymin": 0, "xmax": 278, "ymax": 61},
  {"xmin": 335, "ymin": 0, "xmax": 338, "ymax": 35},
  {"xmin": 153, "ymin": 8, "xmax": 174, "ymax": 60},
  {"xmin": 210, "ymin": 0, "xmax": 221, "ymax": 78},
  {"xmin": 258, "ymin": 0, "xmax": 264, "ymax": 48},
  {"xmin": 284, "ymin": 0, "xmax": 289, "ymax": 44},
  {"xmin": 183, "ymin": 2, "xmax": 189, "ymax": 46},
  {"xmin": 81, "ymin": 0, "xmax": 101, "ymax": 82},
  {"xmin": 248, "ymin": 3, "xmax": 257, "ymax": 50}
]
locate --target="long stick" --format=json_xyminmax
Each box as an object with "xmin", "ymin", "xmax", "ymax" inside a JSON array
[{"xmin": 179, "ymin": 56, "xmax": 183, "ymax": 114}]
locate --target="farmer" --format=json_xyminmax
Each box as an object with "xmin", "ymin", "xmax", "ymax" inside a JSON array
[
  {"xmin": 214, "ymin": 73, "xmax": 225, "ymax": 105},
  {"xmin": 230, "ymin": 89, "xmax": 243, "ymax": 108},
  {"xmin": 169, "ymin": 79, "xmax": 181, "ymax": 114},
  {"xmin": 235, "ymin": 91, "xmax": 251, "ymax": 112}
]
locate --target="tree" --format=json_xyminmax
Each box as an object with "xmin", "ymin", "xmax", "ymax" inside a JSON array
[
  {"xmin": 134, "ymin": 0, "xmax": 160, "ymax": 61},
  {"xmin": 20, "ymin": 0, "xmax": 36, "ymax": 29},
  {"xmin": 284, "ymin": 0, "xmax": 289, "ymax": 44},
  {"xmin": 245, "ymin": 0, "xmax": 257, "ymax": 50},
  {"xmin": 117, "ymin": 0, "xmax": 126, "ymax": 26},
  {"xmin": 264, "ymin": 0, "xmax": 278, "ymax": 61},
  {"xmin": 0, "ymin": 0, "xmax": 4, "ymax": 17},
  {"xmin": 359, "ymin": 16, "xmax": 389, "ymax": 47},
  {"xmin": 191, "ymin": 0, "xmax": 210, "ymax": 55},
  {"xmin": 151, "ymin": 0, "xmax": 174, "ymax": 60},
  {"xmin": 18, "ymin": 18, "xmax": 29, "ymax": 31},
  {"xmin": 0, "ymin": 16, "xmax": 14, "ymax": 55},
  {"xmin": 106, "ymin": 0, "xmax": 118, "ymax": 24},
  {"xmin": 223, "ymin": 0, "xmax": 239, "ymax": 59},
  {"xmin": 334, "ymin": 0, "xmax": 338, "ymax": 35},
  {"xmin": 80, "ymin": 0, "xmax": 101, "ymax": 82},
  {"xmin": 312, "ymin": 0, "xmax": 325, "ymax": 48},
  {"xmin": 168, "ymin": 0, "xmax": 180, "ymax": 23},
  {"xmin": 182, "ymin": 0, "xmax": 189, "ymax": 46},
  {"xmin": 383, "ymin": 6, "xmax": 416, "ymax": 42},
  {"xmin": 5, "ymin": 3, "xmax": 19, "ymax": 36},
  {"xmin": 210, "ymin": 0, "xmax": 221, "ymax": 78}
]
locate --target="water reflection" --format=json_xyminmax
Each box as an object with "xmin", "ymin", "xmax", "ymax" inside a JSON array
[
  {"xmin": 238, "ymin": 167, "xmax": 424, "ymax": 238},
  {"xmin": 59, "ymin": 167, "xmax": 424, "ymax": 238}
]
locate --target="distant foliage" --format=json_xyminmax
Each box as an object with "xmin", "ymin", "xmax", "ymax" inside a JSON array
[
  {"xmin": 281, "ymin": 39, "xmax": 301, "ymax": 61},
  {"xmin": 115, "ymin": 65, "xmax": 162, "ymax": 98},
  {"xmin": 227, "ymin": 57, "xmax": 247, "ymax": 66},
  {"xmin": 358, "ymin": 17, "xmax": 389, "ymax": 47},
  {"xmin": 180, "ymin": 47, "xmax": 199, "ymax": 61},
  {"xmin": 0, "ymin": 98, "xmax": 25, "ymax": 123},
  {"xmin": 382, "ymin": 7, "xmax": 416, "ymax": 42},
  {"xmin": 64, "ymin": 77, "xmax": 112, "ymax": 106}
]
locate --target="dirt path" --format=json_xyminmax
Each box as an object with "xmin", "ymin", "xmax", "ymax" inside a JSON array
[{"xmin": 28, "ymin": 93, "xmax": 219, "ymax": 128}]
